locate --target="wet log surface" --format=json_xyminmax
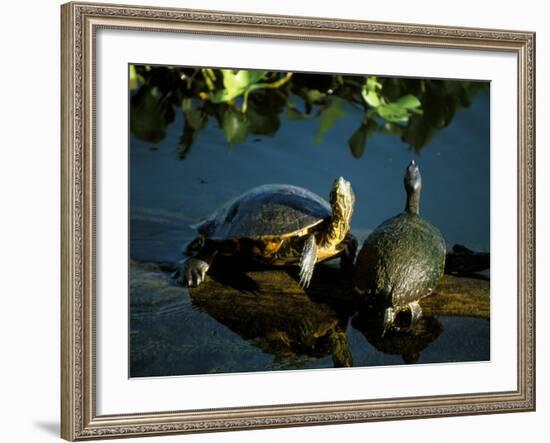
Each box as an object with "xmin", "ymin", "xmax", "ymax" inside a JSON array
[
  {"xmin": 132, "ymin": 259, "xmax": 489, "ymax": 319},
  {"xmin": 422, "ymin": 274, "xmax": 489, "ymax": 319},
  {"xmin": 189, "ymin": 259, "xmax": 489, "ymax": 319}
]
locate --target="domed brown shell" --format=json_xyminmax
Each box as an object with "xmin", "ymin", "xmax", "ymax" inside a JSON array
[{"xmin": 193, "ymin": 184, "xmax": 331, "ymax": 240}]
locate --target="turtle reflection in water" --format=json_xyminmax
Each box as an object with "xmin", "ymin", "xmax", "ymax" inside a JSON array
[
  {"xmin": 190, "ymin": 267, "xmax": 353, "ymax": 368},
  {"xmin": 354, "ymin": 161, "xmax": 446, "ymax": 335},
  {"xmin": 183, "ymin": 177, "xmax": 357, "ymax": 288},
  {"xmin": 352, "ymin": 308, "xmax": 443, "ymax": 364}
]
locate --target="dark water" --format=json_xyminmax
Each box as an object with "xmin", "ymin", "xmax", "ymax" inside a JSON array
[{"xmin": 129, "ymin": 89, "xmax": 490, "ymax": 377}]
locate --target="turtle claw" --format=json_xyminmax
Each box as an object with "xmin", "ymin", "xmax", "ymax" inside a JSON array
[
  {"xmin": 183, "ymin": 258, "xmax": 209, "ymax": 288},
  {"xmin": 298, "ymin": 234, "xmax": 317, "ymax": 288},
  {"xmin": 299, "ymin": 265, "xmax": 314, "ymax": 288}
]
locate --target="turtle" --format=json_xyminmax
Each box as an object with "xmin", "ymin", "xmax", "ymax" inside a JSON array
[
  {"xmin": 354, "ymin": 160, "xmax": 446, "ymax": 335},
  {"xmin": 182, "ymin": 177, "xmax": 357, "ymax": 288}
]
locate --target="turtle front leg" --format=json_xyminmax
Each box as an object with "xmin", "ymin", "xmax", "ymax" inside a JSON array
[
  {"xmin": 339, "ymin": 233, "xmax": 358, "ymax": 273},
  {"xmin": 299, "ymin": 234, "xmax": 318, "ymax": 288},
  {"xmin": 182, "ymin": 245, "xmax": 218, "ymax": 288},
  {"xmin": 408, "ymin": 300, "xmax": 423, "ymax": 331}
]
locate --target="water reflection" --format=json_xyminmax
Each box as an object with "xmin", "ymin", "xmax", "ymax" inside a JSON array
[
  {"xmin": 190, "ymin": 262, "xmax": 353, "ymax": 368},
  {"xmin": 130, "ymin": 259, "xmax": 489, "ymax": 376},
  {"xmin": 352, "ymin": 308, "xmax": 443, "ymax": 365}
]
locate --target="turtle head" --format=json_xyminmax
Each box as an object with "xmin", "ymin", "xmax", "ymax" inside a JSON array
[
  {"xmin": 323, "ymin": 177, "xmax": 355, "ymax": 248},
  {"xmin": 330, "ymin": 177, "xmax": 355, "ymax": 220},
  {"xmin": 323, "ymin": 177, "xmax": 355, "ymax": 250},
  {"xmin": 404, "ymin": 160, "xmax": 421, "ymax": 214},
  {"xmin": 404, "ymin": 160, "xmax": 422, "ymax": 193}
]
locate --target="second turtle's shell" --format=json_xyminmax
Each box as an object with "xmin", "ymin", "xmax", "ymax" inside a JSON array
[{"xmin": 354, "ymin": 212, "xmax": 446, "ymax": 308}]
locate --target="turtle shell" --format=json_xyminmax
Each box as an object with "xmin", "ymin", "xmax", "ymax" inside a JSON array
[
  {"xmin": 193, "ymin": 184, "xmax": 332, "ymax": 240},
  {"xmin": 354, "ymin": 212, "xmax": 446, "ymax": 308}
]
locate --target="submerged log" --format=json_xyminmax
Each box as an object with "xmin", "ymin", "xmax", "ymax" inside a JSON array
[
  {"xmin": 421, "ymin": 274, "xmax": 489, "ymax": 319},
  {"xmin": 192, "ymin": 258, "xmax": 489, "ymax": 316},
  {"xmin": 132, "ymin": 258, "xmax": 489, "ymax": 319}
]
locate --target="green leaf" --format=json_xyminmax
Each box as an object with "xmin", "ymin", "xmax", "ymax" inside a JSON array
[
  {"xmin": 220, "ymin": 70, "xmax": 242, "ymax": 92},
  {"xmin": 208, "ymin": 89, "xmax": 237, "ymax": 104},
  {"xmin": 401, "ymin": 115, "xmax": 437, "ymax": 151},
  {"xmin": 394, "ymin": 94, "xmax": 422, "ymax": 110},
  {"xmin": 130, "ymin": 89, "xmax": 166, "ymax": 143},
  {"xmin": 366, "ymin": 108, "xmax": 378, "ymax": 119},
  {"xmin": 182, "ymin": 98, "xmax": 206, "ymax": 130},
  {"xmin": 376, "ymin": 103, "xmax": 410, "ymax": 123},
  {"xmin": 316, "ymin": 98, "xmax": 346, "ymax": 144},
  {"xmin": 129, "ymin": 65, "xmax": 143, "ymax": 91},
  {"xmin": 209, "ymin": 70, "xmax": 269, "ymax": 104},
  {"xmin": 239, "ymin": 70, "xmax": 267, "ymax": 86},
  {"xmin": 208, "ymin": 71, "xmax": 246, "ymax": 103},
  {"xmin": 348, "ymin": 125, "xmax": 368, "ymax": 159},
  {"xmin": 182, "ymin": 98, "xmax": 193, "ymax": 113},
  {"xmin": 201, "ymin": 68, "xmax": 217, "ymax": 90},
  {"xmin": 247, "ymin": 106, "xmax": 280, "ymax": 136},
  {"xmin": 304, "ymin": 89, "xmax": 326, "ymax": 104},
  {"xmin": 366, "ymin": 76, "xmax": 382, "ymax": 92},
  {"xmin": 362, "ymin": 89, "xmax": 381, "ymax": 107},
  {"xmin": 188, "ymin": 110, "xmax": 205, "ymax": 130},
  {"xmin": 348, "ymin": 119, "xmax": 377, "ymax": 158},
  {"xmin": 222, "ymin": 108, "xmax": 249, "ymax": 145},
  {"xmin": 177, "ymin": 121, "xmax": 195, "ymax": 159},
  {"xmin": 228, "ymin": 70, "xmax": 266, "ymax": 94}
]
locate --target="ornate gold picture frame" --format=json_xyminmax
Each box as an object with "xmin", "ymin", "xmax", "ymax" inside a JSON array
[{"xmin": 61, "ymin": 1, "xmax": 535, "ymax": 440}]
